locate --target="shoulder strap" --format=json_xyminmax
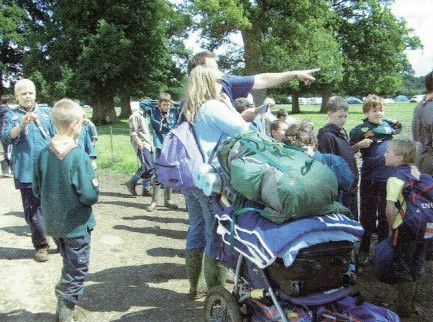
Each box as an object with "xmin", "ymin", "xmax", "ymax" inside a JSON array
[{"xmin": 187, "ymin": 122, "xmax": 206, "ymax": 163}]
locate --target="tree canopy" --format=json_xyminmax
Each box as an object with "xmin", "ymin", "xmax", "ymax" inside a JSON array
[
  {"xmin": 0, "ymin": 0, "xmax": 425, "ymax": 119},
  {"xmin": 184, "ymin": 0, "xmax": 421, "ymax": 111}
]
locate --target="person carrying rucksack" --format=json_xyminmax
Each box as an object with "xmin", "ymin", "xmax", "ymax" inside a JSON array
[{"xmin": 384, "ymin": 138, "xmax": 429, "ymax": 318}]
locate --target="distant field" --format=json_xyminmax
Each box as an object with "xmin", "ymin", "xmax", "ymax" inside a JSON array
[{"xmin": 92, "ymin": 102, "xmax": 417, "ymax": 176}]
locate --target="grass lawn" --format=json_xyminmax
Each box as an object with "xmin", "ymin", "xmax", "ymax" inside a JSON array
[{"xmin": 92, "ymin": 102, "xmax": 417, "ymax": 176}]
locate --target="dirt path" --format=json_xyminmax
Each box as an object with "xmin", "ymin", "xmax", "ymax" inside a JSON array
[
  {"xmin": 0, "ymin": 170, "xmax": 203, "ymax": 321},
  {"xmin": 1, "ymin": 169, "xmax": 432, "ymax": 321}
]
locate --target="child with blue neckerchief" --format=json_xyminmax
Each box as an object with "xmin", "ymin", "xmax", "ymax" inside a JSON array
[{"xmin": 350, "ymin": 94, "xmax": 402, "ymax": 266}]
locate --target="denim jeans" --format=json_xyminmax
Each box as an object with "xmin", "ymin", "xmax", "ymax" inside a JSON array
[
  {"xmin": 20, "ymin": 188, "xmax": 48, "ymax": 249},
  {"xmin": 55, "ymin": 231, "xmax": 91, "ymax": 307},
  {"xmin": 183, "ymin": 188, "xmax": 219, "ymax": 258}
]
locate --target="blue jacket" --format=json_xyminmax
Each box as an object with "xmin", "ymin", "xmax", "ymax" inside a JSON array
[
  {"xmin": 78, "ymin": 122, "xmax": 97, "ymax": 158},
  {"xmin": 1, "ymin": 104, "xmax": 56, "ymax": 186},
  {"xmin": 140, "ymin": 99, "xmax": 180, "ymax": 150},
  {"xmin": 313, "ymin": 151, "xmax": 354, "ymax": 193}
]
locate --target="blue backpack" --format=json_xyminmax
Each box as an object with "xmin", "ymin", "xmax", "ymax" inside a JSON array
[
  {"xmin": 396, "ymin": 172, "xmax": 433, "ymax": 241},
  {"xmin": 155, "ymin": 121, "xmax": 205, "ymax": 190}
]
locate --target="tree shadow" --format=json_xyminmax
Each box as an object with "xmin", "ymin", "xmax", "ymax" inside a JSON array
[
  {"xmin": 98, "ymin": 200, "xmax": 146, "ymax": 209},
  {"xmin": 0, "ymin": 246, "xmax": 34, "ymax": 260},
  {"xmin": 0, "ymin": 225, "xmax": 31, "ymax": 237},
  {"xmin": 146, "ymin": 247, "xmax": 185, "ymax": 258},
  {"xmin": 99, "ymin": 191, "xmax": 136, "ymax": 198},
  {"xmin": 81, "ymin": 263, "xmax": 200, "ymax": 314},
  {"xmin": 113, "ymin": 225, "xmax": 186, "ymax": 240},
  {"xmin": 0, "ymin": 309, "xmax": 54, "ymax": 322},
  {"xmin": 111, "ymin": 306, "xmax": 204, "ymax": 322},
  {"xmin": 2, "ymin": 211, "xmax": 23, "ymax": 218},
  {"xmin": 122, "ymin": 214, "xmax": 189, "ymax": 225}
]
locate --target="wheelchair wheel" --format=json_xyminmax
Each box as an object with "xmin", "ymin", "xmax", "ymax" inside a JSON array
[{"xmin": 204, "ymin": 286, "xmax": 243, "ymax": 322}]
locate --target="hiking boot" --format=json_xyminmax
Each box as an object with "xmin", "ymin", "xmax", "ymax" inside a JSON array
[
  {"xmin": 125, "ymin": 179, "xmax": 137, "ymax": 196},
  {"xmin": 141, "ymin": 186, "xmax": 152, "ymax": 197},
  {"xmin": 34, "ymin": 247, "xmax": 49, "ymax": 262}
]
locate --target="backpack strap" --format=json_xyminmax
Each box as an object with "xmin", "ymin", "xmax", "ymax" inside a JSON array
[{"xmin": 188, "ymin": 123, "xmax": 206, "ymax": 163}]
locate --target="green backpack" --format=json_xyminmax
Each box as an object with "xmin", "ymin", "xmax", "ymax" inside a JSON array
[{"xmin": 218, "ymin": 131, "xmax": 350, "ymax": 224}]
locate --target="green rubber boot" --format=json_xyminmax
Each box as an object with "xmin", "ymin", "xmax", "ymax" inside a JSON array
[
  {"xmin": 204, "ymin": 256, "xmax": 227, "ymax": 290},
  {"xmin": 56, "ymin": 297, "xmax": 76, "ymax": 322},
  {"xmin": 185, "ymin": 250, "xmax": 207, "ymax": 300},
  {"xmin": 164, "ymin": 187, "xmax": 178, "ymax": 209},
  {"xmin": 146, "ymin": 184, "xmax": 160, "ymax": 212}
]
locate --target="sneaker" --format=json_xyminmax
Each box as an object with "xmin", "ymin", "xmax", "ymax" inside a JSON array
[{"xmin": 34, "ymin": 248, "xmax": 49, "ymax": 262}]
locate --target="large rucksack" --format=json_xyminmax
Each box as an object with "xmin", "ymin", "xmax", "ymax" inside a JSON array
[
  {"xmin": 217, "ymin": 131, "xmax": 351, "ymax": 223},
  {"xmin": 395, "ymin": 172, "xmax": 433, "ymax": 241},
  {"xmin": 155, "ymin": 121, "xmax": 205, "ymax": 190}
]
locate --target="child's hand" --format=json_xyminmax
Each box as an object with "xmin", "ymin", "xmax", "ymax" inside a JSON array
[
  {"xmin": 21, "ymin": 113, "xmax": 37, "ymax": 127},
  {"xmin": 391, "ymin": 120, "xmax": 402, "ymax": 130},
  {"xmin": 358, "ymin": 138, "xmax": 373, "ymax": 149}
]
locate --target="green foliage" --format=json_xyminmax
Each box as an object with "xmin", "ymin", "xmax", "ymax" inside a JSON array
[
  {"xmin": 335, "ymin": 0, "xmax": 422, "ymax": 96},
  {"xmin": 21, "ymin": 0, "xmax": 187, "ymax": 123},
  {"xmin": 0, "ymin": 2, "xmax": 27, "ymax": 93}
]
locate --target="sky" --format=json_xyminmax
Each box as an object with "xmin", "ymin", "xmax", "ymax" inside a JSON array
[{"xmin": 391, "ymin": 0, "xmax": 433, "ymax": 76}]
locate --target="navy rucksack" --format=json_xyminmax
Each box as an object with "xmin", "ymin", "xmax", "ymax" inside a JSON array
[
  {"xmin": 155, "ymin": 121, "xmax": 205, "ymax": 190},
  {"xmin": 396, "ymin": 172, "xmax": 433, "ymax": 241}
]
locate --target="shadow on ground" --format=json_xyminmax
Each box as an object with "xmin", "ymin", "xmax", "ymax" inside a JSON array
[
  {"xmin": 0, "ymin": 246, "xmax": 34, "ymax": 260},
  {"xmin": 81, "ymin": 263, "xmax": 188, "ymax": 312},
  {"xmin": 113, "ymin": 225, "xmax": 187, "ymax": 240},
  {"xmin": 0, "ymin": 310, "xmax": 54, "ymax": 322}
]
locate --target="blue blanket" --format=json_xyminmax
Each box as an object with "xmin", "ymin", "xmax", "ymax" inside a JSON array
[{"xmin": 216, "ymin": 205, "xmax": 363, "ymax": 269}]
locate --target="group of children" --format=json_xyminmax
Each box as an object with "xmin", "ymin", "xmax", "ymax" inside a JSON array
[
  {"xmin": 269, "ymin": 94, "xmax": 427, "ymax": 317},
  {"xmin": 1, "ymin": 76, "xmax": 428, "ymax": 320},
  {"xmin": 1, "ymin": 79, "xmax": 99, "ymax": 322}
]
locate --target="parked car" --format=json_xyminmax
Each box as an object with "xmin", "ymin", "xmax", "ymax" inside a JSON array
[
  {"xmin": 410, "ymin": 95, "xmax": 425, "ymax": 103},
  {"xmin": 306, "ymin": 97, "xmax": 322, "ymax": 105},
  {"xmin": 394, "ymin": 95, "xmax": 409, "ymax": 102},
  {"xmin": 384, "ymin": 98, "xmax": 394, "ymax": 103},
  {"xmin": 346, "ymin": 97, "xmax": 363, "ymax": 104},
  {"xmin": 298, "ymin": 97, "xmax": 308, "ymax": 105}
]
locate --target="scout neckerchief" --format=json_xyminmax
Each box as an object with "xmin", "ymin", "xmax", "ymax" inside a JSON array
[
  {"xmin": 17, "ymin": 104, "xmax": 47, "ymax": 138},
  {"xmin": 158, "ymin": 107, "xmax": 172, "ymax": 132}
]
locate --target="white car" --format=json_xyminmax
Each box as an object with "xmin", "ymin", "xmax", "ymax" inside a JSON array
[{"xmin": 410, "ymin": 95, "xmax": 425, "ymax": 103}]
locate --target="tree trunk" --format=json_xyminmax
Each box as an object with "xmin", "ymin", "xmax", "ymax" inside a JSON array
[
  {"xmin": 119, "ymin": 94, "xmax": 131, "ymax": 119},
  {"xmin": 291, "ymin": 91, "xmax": 301, "ymax": 114},
  {"xmin": 320, "ymin": 85, "xmax": 332, "ymax": 113},
  {"xmin": 242, "ymin": 29, "xmax": 267, "ymax": 104},
  {"xmin": 91, "ymin": 81, "xmax": 118, "ymax": 124}
]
